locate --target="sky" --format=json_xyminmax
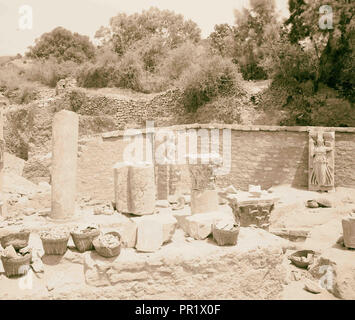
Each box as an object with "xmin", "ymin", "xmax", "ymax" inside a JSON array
[{"xmin": 0, "ymin": 0, "xmax": 290, "ymax": 56}]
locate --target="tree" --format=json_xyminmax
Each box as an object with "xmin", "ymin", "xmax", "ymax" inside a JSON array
[
  {"xmin": 27, "ymin": 27, "xmax": 96, "ymax": 63},
  {"xmin": 232, "ymin": 0, "xmax": 280, "ymax": 80},
  {"xmin": 95, "ymin": 7, "xmax": 201, "ymax": 56},
  {"xmin": 208, "ymin": 24, "xmax": 236, "ymax": 57},
  {"xmin": 285, "ymin": 0, "xmax": 354, "ymax": 95}
]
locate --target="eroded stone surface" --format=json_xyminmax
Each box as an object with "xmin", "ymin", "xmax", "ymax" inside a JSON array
[
  {"xmin": 83, "ymin": 228, "xmax": 288, "ymax": 299},
  {"xmin": 180, "ymin": 211, "xmax": 234, "ymax": 240}
]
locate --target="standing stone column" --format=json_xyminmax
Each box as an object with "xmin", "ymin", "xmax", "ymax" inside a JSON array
[
  {"xmin": 51, "ymin": 110, "xmax": 78, "ymax": 220},
  {"xmin": 0, "ymin": 108, "xmax": 7, "ymax": 217}
]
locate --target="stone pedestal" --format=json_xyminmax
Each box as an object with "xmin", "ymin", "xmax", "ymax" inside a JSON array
[
  {"xmin": 51, "ymin": 110, "xmax": 79, "ymax": 220},
  {"xmin": 342, "ymin": 216, "xmax": 355, "ymax": 249}
]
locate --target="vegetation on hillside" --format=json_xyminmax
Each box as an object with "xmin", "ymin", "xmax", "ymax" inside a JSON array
[{"xmin": 0, "ymin": 2, "xmax": 353, "ymax": 126}]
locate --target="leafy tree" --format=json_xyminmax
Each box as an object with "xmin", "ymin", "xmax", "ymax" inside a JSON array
[
  {"xmin": 27, "ymin": 27, "xmax": 96, "ymax": 63},
  {"xmin": 95, "ymin": 7, "xmax": 201, "ymax": 56},
  {"xmin": 285, "ymin": 0, "xmax": 354, "ymax": 96},
  {"xmin": 232, "ymin": 0, "xmax": 280, "ymax": 80},
  {"xmin": 208, "ymin": 24, "xmax": 236, "ymax": 57}
]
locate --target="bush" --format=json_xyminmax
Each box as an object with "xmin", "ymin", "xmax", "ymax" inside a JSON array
[
  {"xmin": 114, "ymin": 51, "xmax": 144, "ymax": 91},
  {"xmin": 0, "ymin": 65, "xmax": 38, "ymax": 104},
  {"xmin": 27, "ymin": 59, "xmax": 79, "ymax": 87},
  {"xmin": 76, "ymin": 48, "xmax": 121, "ymax": 88},
  {"xmin": 179, "ymin": 54, "xmax": 241, "ymax": 112}
]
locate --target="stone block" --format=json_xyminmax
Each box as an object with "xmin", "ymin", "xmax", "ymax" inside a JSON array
[
  {"xmin": 342, "ymin": 216, "xmax": 355, "ymax": 249},
  {"xmin": 4, "ymin": 152, "xmax": 25, "ymax": 176},
  {"xmin": 191, "ymin": 189, "xmax": 219, "ymax": 214},
  {"xmin": 132, "ymin": 214, "xmax": 177, "ymax": 244},
  {"xmin": 135, "ymin": 219, "xmax": 164, "ymax": 252},
  {"xmin": 184, "ymin": 211, "xmax": 233, "ymax": 240}
]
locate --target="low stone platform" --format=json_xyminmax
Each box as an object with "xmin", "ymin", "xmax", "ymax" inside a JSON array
[{"xmin": 0, "ymin": 228, "xmax": 289, "ymax": 300}]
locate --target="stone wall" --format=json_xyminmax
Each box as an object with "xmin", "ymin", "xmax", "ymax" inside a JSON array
[{"xmin": 75, "ymin": 124, "xmax": 355, "ymax": 201}]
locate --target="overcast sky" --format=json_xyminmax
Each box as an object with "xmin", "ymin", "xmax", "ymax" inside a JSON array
[{"xmin": 0, "ymin": 0, "xmax": 290, "ymax": 56}]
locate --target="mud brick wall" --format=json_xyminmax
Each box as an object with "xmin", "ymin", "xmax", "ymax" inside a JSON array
[{"xmin": 76, "ymin": 125, "xmax": 355, "ymax": 201}]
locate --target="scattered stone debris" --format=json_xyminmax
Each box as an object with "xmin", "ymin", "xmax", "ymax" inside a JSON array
[
  {"xmin": 23, "ymin": 208, "xmax": 36, "ymax": 216},
  {"xmin": 315, "ymin": 198, "xmax": 332, "ymax": 208},
  {"xmin": 306, "ymin": 200, "xmax": 319, "ymax": 208},
  {"xmin": 93, "ymin": 203, "xmax": 114, "ymax": 215},
  {"xmin": 304, "ymin": 279, "xmax": 322, "ymax": 294},
  {"xmin": 172, "ymin": 197, "xmax": 185, "ymax": 210}
]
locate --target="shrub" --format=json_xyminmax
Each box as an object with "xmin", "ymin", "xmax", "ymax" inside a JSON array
[
  {"xmin": 27, "ymin": 59, "xmax": 79, "ymax": 87},
  {"xmin": 114, "ymin": 51, "xmax": 144, "ymax": 91},
  {"xmin": 0, "ymin": 65, "xmax": 38, "ymax": 104},
  {"xmin": 179, "ymin": 54, "xmax": 241, "ymax": 112}
]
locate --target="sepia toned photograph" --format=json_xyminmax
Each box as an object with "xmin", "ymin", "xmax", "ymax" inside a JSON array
[{"xmin": 0, "ymin": 0, "xmax": 354, "ymax": 307}]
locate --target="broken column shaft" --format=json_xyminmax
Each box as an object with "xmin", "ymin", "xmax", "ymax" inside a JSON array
[{"xmin": 51, "ymin": 110, "xmax": 79, "ymax": 220}]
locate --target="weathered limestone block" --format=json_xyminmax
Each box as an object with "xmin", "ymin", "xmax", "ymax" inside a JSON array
[
  {"xmin": 229, "ymin": 198, "xmax": 275, "ymax": 231},
  {"xmin": 309, "ymin": 131, "xmax": 335, "ymax": 192},
  {"xmin": 184, "ymin": 211, "xmax": 234, "ymax": 240},
  {"xmin": 4, "ymin": 152, "xmax": 25, "ymax": 176},
  {"xmin": 51, "ymin": 110, "xmax": 79, "ymax": 220},
  {"xmin": 83, "ymin": 228, "xmax": 288, "ymax": 300},
  {"xmin": 191, "ymin": 189, "xmax": 219, "ymax": 214},
  {"xmin": 130, "ymin": 162, "xmax": 155, "ymax": 215},
  {"xmin": 342, "ymin": 215, "xmax": 355, "ymax": 249},
  {"xmin": 132, "ymin": 214, "xmax": 177, "ymax": 244},
  {"xmin": 135, "ymin": 219, "xmax": 164, "ymax": 252},
  {"xmin": 113, "ymin": 162, "xmax": 130, "ymax": 213}
]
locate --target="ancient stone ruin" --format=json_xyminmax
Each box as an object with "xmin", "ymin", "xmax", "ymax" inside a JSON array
[{"xmin": 0, "ymin": 118, "xmax": 354, "ymax": 300}]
